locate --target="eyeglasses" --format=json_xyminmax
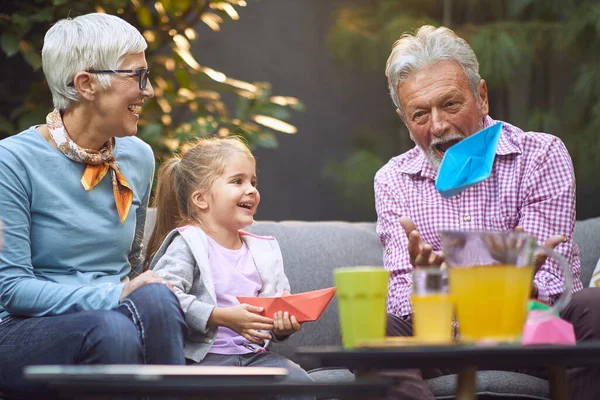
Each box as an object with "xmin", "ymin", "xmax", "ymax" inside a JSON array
[{"xmin": 67, "ymin": 69, "xmax": 150, "ymax": 91}]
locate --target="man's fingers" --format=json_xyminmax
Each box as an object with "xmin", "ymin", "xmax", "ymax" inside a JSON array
[
  {"xmin": 533, "ymin": 235, "xmax": 567, "ymax": 271},
  {"xmin": 429, "ymin": 252, "xmax": 445, "ymax": 266},
  {"xmin": 407, "ymin": 230, "xmax": 422, "ymax": 263},
  {"xmin": 514, "ymin": 226, "xmax": 525, "ymax": 233},
  {"xmin": 415, "ymin": 244, "xmax": 432, "ymax": 266},
  {"xmin": 399, "ymin": 217, "xmax": 417, "ymax": 238},
  {"xmin": 545, "ymin": 234, "xmax": 567, "ymax": 250},
  {"xmin": 533, "ymin": 253, "xmax": 547, "ymax": 272}
]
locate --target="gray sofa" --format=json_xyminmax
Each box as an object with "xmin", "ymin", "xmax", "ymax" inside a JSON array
[{"xmin": 144, "ymin": 211, "xmax": 600, "ymax": 399}]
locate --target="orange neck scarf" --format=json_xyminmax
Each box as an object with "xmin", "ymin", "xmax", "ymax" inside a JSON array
[{"xmin": 46, "ymin": 109, "xmax": 133, "ymax": 224}]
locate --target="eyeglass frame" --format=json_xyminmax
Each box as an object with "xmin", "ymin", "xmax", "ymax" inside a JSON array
[{"xmin": 67, "ymin": 69, "xmax": 150, "ymax": 91}]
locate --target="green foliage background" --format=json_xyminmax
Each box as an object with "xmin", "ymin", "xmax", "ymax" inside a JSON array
[
  {"xmin": 324, "ymin": 0, "xmax": 600, "ymax": 217},
  {"xmin": 0, "ymin": 0, "xmax": 304, "ymax": 158}
]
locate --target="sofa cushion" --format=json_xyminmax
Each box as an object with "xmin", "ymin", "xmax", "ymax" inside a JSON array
[
  {"xmin": 574, "ymin": 217, "xmax": 600, "ymax": 287},
  {"xmin": 308, "ymin": 367, "xmax": 355, "ymax": 383},
  {"xmin": 590, "ymin": 259, "xmax": 600, "ymax": 288},
  {"xmin": 307, "ymin": 368, "xmax": 549, "ymax": 400},
  {"xmin": 428, "ymin": 371, "xmax": 549, "ymax": 400},
  {"xmin": 248, "ymin": 220, "xmax": 383, "ymax": 369}
]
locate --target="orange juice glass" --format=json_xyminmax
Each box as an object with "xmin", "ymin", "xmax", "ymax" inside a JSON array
[
  {"xmin": 411, "ymin": 267, "xmax": 454, "ymax": 343},
  {"xmin": 449, "ymin": 265, "xmax": 533, "ymax": 342},
  {"xmin": 440, "ymin": 230, "xmax": 573, "ymax": 343}
]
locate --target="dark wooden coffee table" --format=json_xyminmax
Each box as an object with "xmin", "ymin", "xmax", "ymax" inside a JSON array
[
  {"xmin": 298, "ymin": 341, "xmax": 600, "ymax": 400},
  {"xmin": 35, "ymin": 381, "xmax": 390, "ymax": 399},
  {"xmin": 24, "ymin": 364, "xmax": 391, "ymax": 399}
]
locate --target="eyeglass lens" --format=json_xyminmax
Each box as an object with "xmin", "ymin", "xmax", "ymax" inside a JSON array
[{"xmin": 138, "ymin": 69, "xmax": 150, "ymax": 91}]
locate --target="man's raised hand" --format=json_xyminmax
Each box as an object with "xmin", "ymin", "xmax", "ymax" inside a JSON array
[{"xmin": 399, "ymin": 217, "xmax": 445, "ymax": 267}]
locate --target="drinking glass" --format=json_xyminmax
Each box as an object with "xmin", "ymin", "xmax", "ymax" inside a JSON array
[
  {"xmin": 334, "ymin": 266, "xmax": 389, "ymax": 348},
  {"xmin": 440, "ymin": 230, "xmax": 572, "ymax": 343},
  {"xmin": 411, "ymin": 267, "xmax": 454, "ymax": 343}
]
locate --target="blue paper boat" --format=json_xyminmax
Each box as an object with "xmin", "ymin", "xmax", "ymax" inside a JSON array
[{"xmin": 435, "ymin": 122, "xmax": 503, "ymax": 198}]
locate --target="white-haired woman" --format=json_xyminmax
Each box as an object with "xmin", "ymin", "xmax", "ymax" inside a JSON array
[{"xmin": 0, "ymin": 13, "xmax": 186, "ymax": 396}]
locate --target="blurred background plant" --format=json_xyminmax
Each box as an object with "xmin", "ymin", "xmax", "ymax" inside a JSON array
[
  {"xmin": 0, "ymin": 0, "xmax": 304, "ymax": 158},
  {"xmin": 324, "ymin": 0, "xmax": 600, "ymax": 218}
]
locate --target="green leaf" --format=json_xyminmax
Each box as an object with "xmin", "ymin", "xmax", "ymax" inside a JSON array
[
  {"xmin": 0, "ymin": 115, "xmax": 15, "ymax": 134},
  {"xmin": 1, "ymin": 32, "xmax": 20, "ymax": 57},
  {"xmin": 322, "ymin": 149, "xmax": 384, "ymax": 213},
  {"xmin": 136, "ymin": 6, "xmax": 153, "ymax": 28},
  {"xmin": 161, "ymin": 0, "xmax": 174, "ymax": 13},
  {"xmin": 17, "ymin": 107, "xmax": 47, "ymax": 131},
  {"xmin": 10, "ymin": 14, "xmax": 33, "ymax": 36},
  {"xmin": 29, "ymin": 8, "xmax": 54, "ymax": 23},
  {"xmin": 175, "ymin": 69, "xmax": 191, "ymax": 88},
  {"xmin": 138, "ymin": 123, "xmax": 165, "ymax": 147},
  {"xmin": 289, "ymin": 100, "xmax": 306, "ymax": 113},
  {"xmin": 235, "ymin": 96, "xmax": 252, "ymax": 119},
  {"xmin": 172, "ymin": 0, "xmax": 192, "ymax": 13},
  {"xmin": 470, "ymin": 26, "xmax": 523, "ymax": 87},
  {"xmin": 527, "ymin": 110, "xmax": 560, "ymax": 134},
  {"xmin": 260, "ymin": 104, "xmax": 290, "ymax": 120},
  {"xmin": 255, "ymin": 132, "xmax": 278, "ymax": 149},
  {"xmin": 140, "ymin": 123, "xmax": 164, "ymax": 139},
  {"xmin": 52, "ymin": 0, "xmax": 71, "ymax": 5},
  {"xmin": 19, "ymin": 41, "xmax": 42, "ymax": 70}
]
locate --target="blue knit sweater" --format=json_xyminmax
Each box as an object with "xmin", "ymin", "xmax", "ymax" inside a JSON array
[{"xmin": 0, "ymin": 127, "xmax": 154, "ymax": 320}]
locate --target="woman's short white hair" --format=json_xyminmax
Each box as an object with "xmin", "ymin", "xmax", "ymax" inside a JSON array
[
  {"xmin": 385, "ymin": 25, "xmax": 481, "ymax": 117},
  {"xmin": 42, "ymin": 13, "xmax": 147, "ymax": 111}
]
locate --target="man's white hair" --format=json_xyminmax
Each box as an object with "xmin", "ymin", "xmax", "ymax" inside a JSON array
[
  {"xmin": 385, "ymin": 25, "xmax": 481, "ymax": 118},
  {"xmin": 42, "ymin": 13, "xmax": 147, "ymax": 110}
]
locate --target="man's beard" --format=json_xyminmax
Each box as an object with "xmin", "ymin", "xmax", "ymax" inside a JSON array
[
  {"xmin": 417, "ymin": 118, "xmax": 484, "ymax": 171},
  {"xmin": 425, "ymin": 132, "xmax": 466, "ymax": 170}
]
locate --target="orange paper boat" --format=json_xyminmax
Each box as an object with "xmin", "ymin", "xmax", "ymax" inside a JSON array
[{"xmin": 237, "ymin": 287, "xmax": 336, "ymax": 323}]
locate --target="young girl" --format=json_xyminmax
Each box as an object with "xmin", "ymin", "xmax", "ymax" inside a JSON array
[{"xmin": 145, "ymin": 136, "xmax": 314, "ymax": 398}]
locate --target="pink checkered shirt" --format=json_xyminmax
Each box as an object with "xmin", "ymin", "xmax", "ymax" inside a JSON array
[{"xmin": 375, "ymin": 116, "xmax": 583, "ymax": 319}]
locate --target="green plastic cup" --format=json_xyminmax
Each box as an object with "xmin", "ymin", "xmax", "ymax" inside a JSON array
[{"xmin": 334, "ymin": 266, "xmax": 390, "ymax": 349}]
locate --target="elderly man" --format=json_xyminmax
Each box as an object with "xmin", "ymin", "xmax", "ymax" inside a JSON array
[{"xmin": 375, "ymin": 25, "xmax": 600, "ymax": 399}]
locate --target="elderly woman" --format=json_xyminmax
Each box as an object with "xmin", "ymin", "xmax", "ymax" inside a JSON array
[{"xmin": 0, "ymin": 13, "xmax": 186, "ymax": 395}]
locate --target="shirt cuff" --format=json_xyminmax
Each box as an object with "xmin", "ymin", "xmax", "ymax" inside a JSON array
[{"xmin": 112, "ymin": 283, "xmax": 127, "ymax": 307}]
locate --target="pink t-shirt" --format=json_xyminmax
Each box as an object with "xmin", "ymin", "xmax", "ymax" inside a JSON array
[{"xmin": 206, "ymin": 235, "xmax": 264, "ymax": 354}]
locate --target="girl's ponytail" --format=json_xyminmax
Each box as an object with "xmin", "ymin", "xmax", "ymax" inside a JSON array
[{"xmin": 143, "ymin": 158, "xmax": 182, "ymax": 271}]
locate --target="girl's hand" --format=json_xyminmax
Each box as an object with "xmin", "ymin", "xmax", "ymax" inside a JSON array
[
  {"xmin": 210, "ymin": 304, "xmax": 275, "ymax": 344},
  {"xmin": 273, "ymin": 311, "xmax": 302, "ymax": 337}
]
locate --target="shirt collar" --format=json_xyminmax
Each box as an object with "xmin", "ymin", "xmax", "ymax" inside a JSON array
[
  {"xmin": 486, "ymin": 116, "xmax": 522, "ymax": 156},
  {"xmin": 399, "ymin": 115, "xmax": 522, "ymax": 179}
]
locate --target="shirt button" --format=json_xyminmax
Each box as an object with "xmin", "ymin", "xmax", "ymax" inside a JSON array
[
  {"xmin": 463, "ymin": 215, "xmax": 471, "ymax": 222},
  {"xmin": 386, "ymin": 248, "xmax": 392, "ymax": 255}
]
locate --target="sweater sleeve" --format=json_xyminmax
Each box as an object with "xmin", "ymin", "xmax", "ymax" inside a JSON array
[
  {"xmin": 127, "ymin": 150, "xmax": 155, "ymax": 277},
  {"xmin": 151, "ymin": 235, "xmax": 216, "ymax": 334},
  {"xmin": 0, "ymin": 146, "xmax": 124, "ymax": 317},
  {"xmin": 273, "ymin": 239, "xmax": 291, "ymax": 293}
]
